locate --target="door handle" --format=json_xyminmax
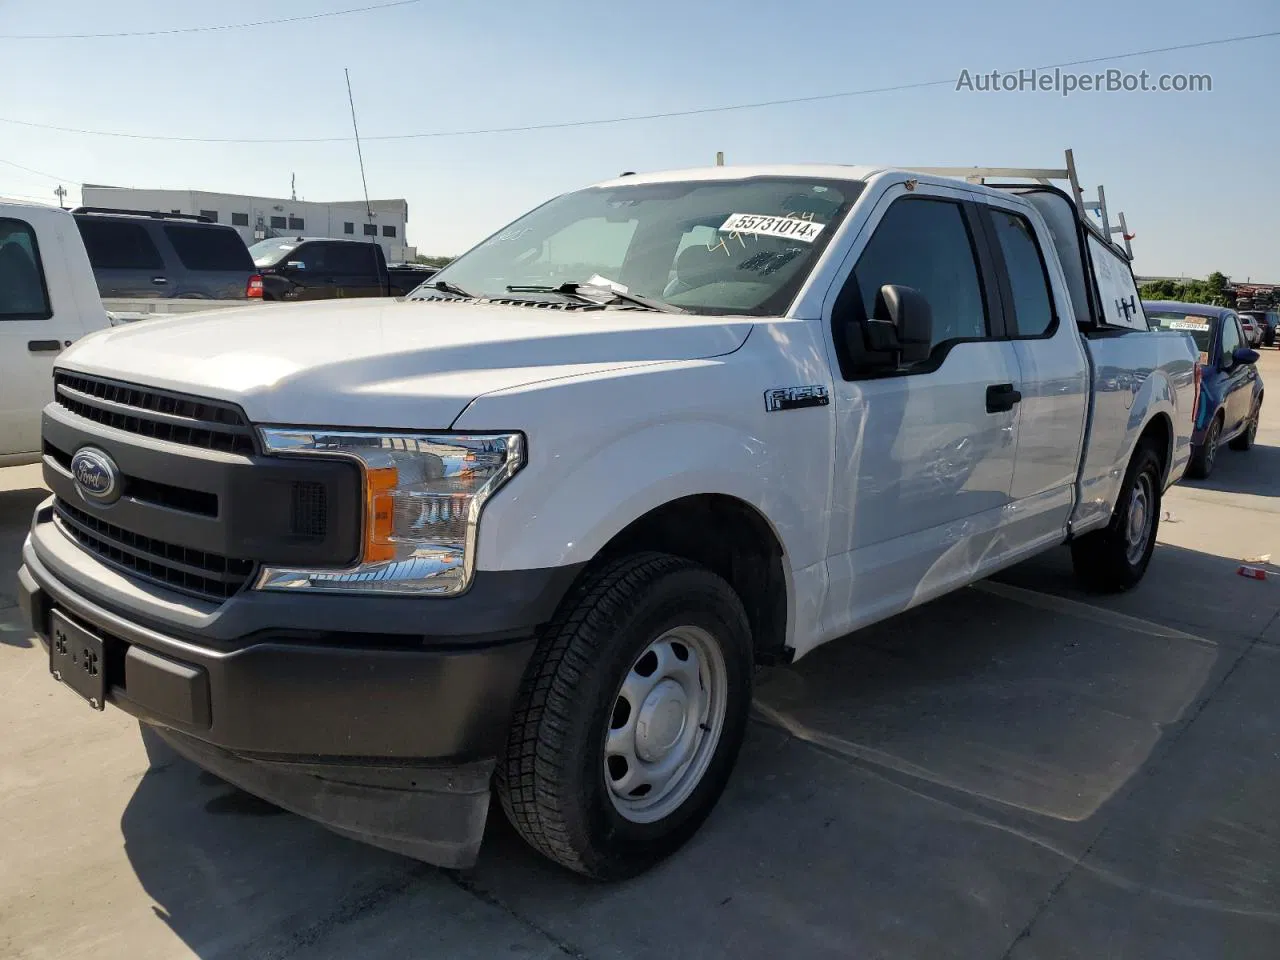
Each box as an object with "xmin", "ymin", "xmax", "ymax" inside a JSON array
[
  {"xmin": 986, "ymin": 383, "xmax": 1022, "ymax": 413},
  {"xmin": 28, "ymin": 339, "xmax": 62, "ymax": 353},
  {"xmin": 151, "ymin": 277, "xmax": 169, "ymax": 285}
]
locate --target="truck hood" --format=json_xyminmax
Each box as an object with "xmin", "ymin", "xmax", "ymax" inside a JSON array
[{"xmin": 60, "ymin": 298, "xmax": 753, "ymax": 428}]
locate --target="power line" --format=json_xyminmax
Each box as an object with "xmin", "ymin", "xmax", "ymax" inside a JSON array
[
  {"xmin": 1, "ymin": 26, "xmax": 1276, "ymax": 143},
  {"xmin": 0, "ymin": 157, "xmax": 74, "ymax": 183},
  {"xmin": 0, "ymin": 0, "xmax": 421, "ymax": 40}
]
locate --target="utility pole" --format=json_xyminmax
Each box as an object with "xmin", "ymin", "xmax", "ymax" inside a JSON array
[
  {"xmin": 53, "ymin": 185, "xmax": 68, "ymax": 209},
  {"xmin": 716, "ymin": 151, "xmax": 724, "ymax": 166},
  {"xmin": 291, "ymin": 173, "xmax": 296, "ymax": 202}
]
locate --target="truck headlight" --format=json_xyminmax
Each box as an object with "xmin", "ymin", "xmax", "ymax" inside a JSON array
[{"xmin": 255, "ymin": 428, "xmax": 523, "ymax": 596}]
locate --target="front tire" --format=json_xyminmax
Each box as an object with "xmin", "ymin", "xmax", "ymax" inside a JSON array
[
  {"xmin": 1071, "ymin": 440, "xmax": 1162, "ymax": 592},
  {"xmin": 496, "ymin": 552, "xmax": 753, "ymax": 880}
]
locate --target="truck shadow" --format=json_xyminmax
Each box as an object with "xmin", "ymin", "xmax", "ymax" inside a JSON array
[{"xmin": 115, "ymin": 539, "xmax": 1267, "ymax": 959}]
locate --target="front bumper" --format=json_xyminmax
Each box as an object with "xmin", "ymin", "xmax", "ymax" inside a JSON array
[{"xmin": 19, "ymin": 507, "xmax": 581, "ymax": 868}]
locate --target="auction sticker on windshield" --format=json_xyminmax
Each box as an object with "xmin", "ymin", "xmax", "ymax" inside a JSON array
[
  {"xmin": 1168, "ymin": 319, "xmax": 1210, "ymax": 331},
  {"xmin": 719, "ymin": 213, "xmax": 825, "ymax": 242}
]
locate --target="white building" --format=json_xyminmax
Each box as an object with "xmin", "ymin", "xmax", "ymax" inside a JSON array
[{"xmin": 79, "ymin": 186, "xmax": 415, "ymax": 262}]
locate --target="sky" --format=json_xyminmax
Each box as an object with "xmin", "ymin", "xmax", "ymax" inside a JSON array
[{"xmin": 2, "ymin": 0, "xmax": 1277, "ymax": 279}]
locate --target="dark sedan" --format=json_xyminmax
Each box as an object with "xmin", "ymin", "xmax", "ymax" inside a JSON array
[{"xmin": 1145, "ymin": 300, "xmax": 1264, "ymax": 479}]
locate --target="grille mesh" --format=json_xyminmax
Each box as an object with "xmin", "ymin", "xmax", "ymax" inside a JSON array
[
  {"xmin": 54, "ymin": 499, "xmax": 254, "ymax": 602},
  {"xmin": 54, "ymin": 372, "xmax": 255, "ymax": 454}
]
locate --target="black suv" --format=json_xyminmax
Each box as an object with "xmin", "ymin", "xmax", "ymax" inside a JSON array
[{"xmin": 73, "ymin": 208, "xmax": 257, "ymax": 300}]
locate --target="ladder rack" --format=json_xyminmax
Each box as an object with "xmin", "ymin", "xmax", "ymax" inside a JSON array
[{"xmin": 902, "ymin": 149, "xmax": 1135, "ymax": 261}]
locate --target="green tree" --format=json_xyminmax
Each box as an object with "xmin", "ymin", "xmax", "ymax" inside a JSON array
[
  {"xmin": 1205, "ymin": 271, "xmax": 1232, "ymax": 306},
  {"xmin": 414, "ymin": 254, "xmax": 453, "ymax": 268},
  {"xmin": 1139, "ymin": 272, "xmax": 1233, "ymax": 307}
]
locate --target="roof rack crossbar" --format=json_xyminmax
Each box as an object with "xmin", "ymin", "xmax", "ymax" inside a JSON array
[
  {"xmin": 899, "ymin": 148, "xmax": 1135, "ymax": 261},
  {"xmin": 70, "ymin": 206, "xmax": 213, "ymax": 223}
]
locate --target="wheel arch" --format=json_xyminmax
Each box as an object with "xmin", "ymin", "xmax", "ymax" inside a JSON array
[
  {"xmin": 578, "ymin": 494, "xmax": 792, "ymax": 666},
  {"xmin": 1137, "ymin": 411, "xmax": 1174, "ymax": 486}
]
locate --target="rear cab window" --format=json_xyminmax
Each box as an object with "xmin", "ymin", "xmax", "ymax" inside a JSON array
[
  {"xmin": 987, "ymin": 208, "xmax": 1056, "ymax": 337},
  {"xmin": 163, "ymin": 225, "xmax": 254, "ymax": 272},
  {"xmin": 0, "ymin": 218, "xmax": 53, "ymax": 320}
]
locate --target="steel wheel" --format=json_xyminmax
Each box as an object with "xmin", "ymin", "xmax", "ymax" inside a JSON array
[
  {"xmin": 1203, "ymin": 420, "xmax": 1220, "ymax": 473},
  {"xmin": 604, "ymin": 625, "xmax": 728, "ymax": 824},
  {"xmin": 1124, "ymin": 470, "xmax": 1155, "ymax": 566}
]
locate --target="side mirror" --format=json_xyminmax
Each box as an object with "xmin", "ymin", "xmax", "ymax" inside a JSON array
[
  {"xmin": 1233, "ymin": 346, "xmax": 1260, "ymax": 366},
  {"xmin": 867, "ymin": 284, "xmax": 933, "ymax": 365}
]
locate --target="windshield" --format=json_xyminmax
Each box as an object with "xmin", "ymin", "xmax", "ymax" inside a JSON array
[
  {"xmin": 247, "ymin": 238, "xmax": 300, "ymax": 268},
  {"xmin": 420, "ymin": 176, "xmax": 863, "ymax": 316},
  {"xmin": 1147, "ymin": 310, "xmax": 1215, "ymax": 352}
]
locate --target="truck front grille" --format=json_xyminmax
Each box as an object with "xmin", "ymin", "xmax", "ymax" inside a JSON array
[
  {"xmin": 54, "ymin": 372, "xmax": 256, "ymax": 455},
  {"xmin": 53, "ymin": 499, "xmax": 255, "ymax": 602}
]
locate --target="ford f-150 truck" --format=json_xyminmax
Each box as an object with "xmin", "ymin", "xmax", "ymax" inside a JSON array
[{"xmin": 17, "ymin": 155, "xmax": 1197, "ymax": 880}]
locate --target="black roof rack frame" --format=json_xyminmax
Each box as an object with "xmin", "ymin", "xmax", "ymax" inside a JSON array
[{"xmin": 71, "ymin": 207, "xmax": 214, "ymax": 224}]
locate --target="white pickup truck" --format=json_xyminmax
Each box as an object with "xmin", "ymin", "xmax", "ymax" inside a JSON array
[
  {"xmin": 16, "ymin": 157, "xmax": 1197, "ymax": 880},
  {"xmin": 1, "ymin": 200, "xmax": 258, "ymax": 466},
  {"xmin": 1, "ymin": 202, "xmax": 114, "ymax": 466}
]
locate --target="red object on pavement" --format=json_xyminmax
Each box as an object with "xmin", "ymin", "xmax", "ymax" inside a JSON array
[{"xmin": 1238, "ymin": 565, "xmax": 1267, "ymax": 580}]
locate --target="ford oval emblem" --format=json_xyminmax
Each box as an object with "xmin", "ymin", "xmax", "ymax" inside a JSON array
[{"xmin": 71, "ymin": 447, "xmax": 121, "ymax": 504}]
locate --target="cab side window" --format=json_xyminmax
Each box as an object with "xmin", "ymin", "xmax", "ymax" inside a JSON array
[
  {"xmin": 989, "ymin": 209, "xmax": 1056, "ymax": 337},
  {"xmin": 0, "ymin": 218, "xmax": 52, "ymax": 321},
  {"xmin": 834, "ymin": 197, "xmax": 988, "ymax": 377},
  {"xmin": 290, "ymin": 243, "xmax": 326, "ymax": 272},
  {"xmin": 1220, "ymin": 317, "xmax": 1241, "ymax": 358}
]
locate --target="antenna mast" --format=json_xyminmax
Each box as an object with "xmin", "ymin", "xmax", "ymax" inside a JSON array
[{"xmin": 344, "ymin": 67, "xmax": 374, "ymax": 230}]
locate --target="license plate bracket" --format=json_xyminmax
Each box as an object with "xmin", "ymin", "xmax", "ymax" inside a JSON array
[{"xmin": 49, "ymin": 611, "xmax": 107, "ymax": 710}]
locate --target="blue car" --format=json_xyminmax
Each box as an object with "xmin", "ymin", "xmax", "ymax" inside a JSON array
[{"xmin": 1144, "ymin": 300, "xmax": 1264, "ymax": 478}]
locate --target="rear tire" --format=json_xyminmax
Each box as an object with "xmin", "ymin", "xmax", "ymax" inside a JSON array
[
  {"xmin": 496, "ymin": 552, "xmax": 753, "ymax": 880},
  {"xmin": 1071, "ymin": 440, "xmax": 1162, "ymax": 592},
  {"xmin": 1186, "ymin": 416, "xmax": 1221, "ymax": 479},
  {"xmin": 1229, "ymin": 400, "xmax": 1260, "ymax": 451}
]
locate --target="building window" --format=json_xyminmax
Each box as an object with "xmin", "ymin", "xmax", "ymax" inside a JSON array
[
  {"xmin": 231, "ymin": 212, "xmax": 249, "ymax": 226},
  {"xmin": 199, "ymin": 209, "xmax": 218, "ymax": 222},
  {"xmin": 270, "ymin": 216, "xmax": 286, "ymax": 229},
  {"xmin": 382, "ymin": 225, "xmax": 397, "ymax": 238},
  {"xmin": 287, "ymin": 216, "xmax": 304, "ymax": 231},
  {"xmin": 171, "ymin": 209, "xmax": 181, "ymax": 215},
  {"xmin": 363, "ymin": 223, "xmax": 377, "ymax": 236},
  {"xmin": 344, "ymin": 222, "xmax": 354, "ymax": 235}
]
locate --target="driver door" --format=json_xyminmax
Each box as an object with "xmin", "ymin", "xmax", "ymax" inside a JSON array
[
  {"xmin": 820, "ymin": 184, "xmax": 1022, "ymax": 639},
  {"xmin": 1220, "ymin": 314, "xmax": 1256, "ymax": 433}
]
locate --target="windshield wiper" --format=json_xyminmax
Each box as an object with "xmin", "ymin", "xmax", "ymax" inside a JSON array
[
  {"xmin": 430, "ymin": 279, "xmax": 474, "ymax": 298},
  {"xmin": 505, "ymin": 282, "xmax": 685, "ymax": 314}
]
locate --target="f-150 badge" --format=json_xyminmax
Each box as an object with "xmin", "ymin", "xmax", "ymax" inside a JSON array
[{"xmin": 764, "ymin": 385, "xmax": 830, "ymax": 412}]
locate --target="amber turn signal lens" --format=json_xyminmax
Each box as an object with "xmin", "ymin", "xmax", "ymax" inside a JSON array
[{"xmin": 364, "ymin": 465, "xmax": 398, "ymax": 563}]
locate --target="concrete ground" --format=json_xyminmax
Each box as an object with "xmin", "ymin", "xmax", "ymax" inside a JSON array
[{"xmin": 3, "ymin": 354, "xmax": 1279, "ymax": 960}]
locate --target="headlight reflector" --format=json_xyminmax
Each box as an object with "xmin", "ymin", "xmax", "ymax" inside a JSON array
[{"xmin": 256, "ymin": 429, "xmax": 523, "ymax": 596}]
